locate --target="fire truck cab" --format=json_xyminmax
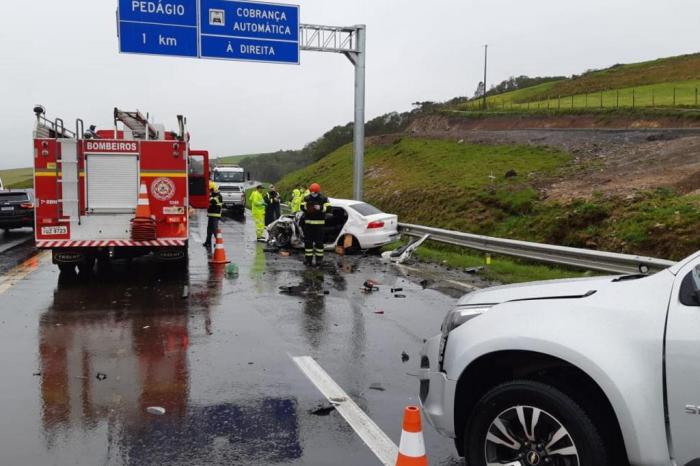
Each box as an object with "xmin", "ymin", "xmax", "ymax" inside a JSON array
[{"xmin": 32, "ymin": 106, "xmax": 209, "ymax": 273}]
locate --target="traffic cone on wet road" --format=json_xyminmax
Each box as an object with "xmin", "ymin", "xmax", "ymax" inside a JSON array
[
  {"xmin": 209, "ymin": 228, "xmax": 230, "ymax": 264},
  {"xmin": 396, "ymin": 406, "xmax": 428, "ymax": 466},
  {"xmin": 131, "ymin": 182, "xmax": 156, "ymax": 241}
]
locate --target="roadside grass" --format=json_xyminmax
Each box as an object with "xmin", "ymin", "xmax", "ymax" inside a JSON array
[
  {"xmin": 0, "ymin": 167, "xmax": 33, "ymax": 189},
  {"xmin": 413, "ymin": 242, "xmax": 592, "ymax": 284}
]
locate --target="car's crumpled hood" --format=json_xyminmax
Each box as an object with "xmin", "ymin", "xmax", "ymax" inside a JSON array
[{"xmin": 457, "ymin": 275, "xmax": 630, "ymax": 306}]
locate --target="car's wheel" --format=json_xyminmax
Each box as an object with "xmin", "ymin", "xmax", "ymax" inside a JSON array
[
  {"xmin": 465, "ymin": 380, "xmax": 608, "ymax": 466},
  {"xmin": 342, "ymin": 236, "xmax": 361, "ymax": 255}
]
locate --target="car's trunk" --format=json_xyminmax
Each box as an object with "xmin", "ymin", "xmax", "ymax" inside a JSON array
[{"xmin": 362, "ymin": 212, "xmax": 399, "ymax": 235}]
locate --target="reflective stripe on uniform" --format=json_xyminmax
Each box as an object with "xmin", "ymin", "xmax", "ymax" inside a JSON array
[
  {"xmin": 305, "ymin": 219, "xmax": 325, "ymax": 225},
  {"xmin": 305, "ymin": 248, "xmax": 314, "ymax": 257},
  {"xmin": 208, "ymin": 213, "xmax": 221, "ymax": 218}
]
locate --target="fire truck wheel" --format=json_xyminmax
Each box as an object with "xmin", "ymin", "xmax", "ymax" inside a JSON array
[
  {"xmin": 58, "ymin": 264, "xmax": 76, "ymax": 274},
  {"xmin": 77, "ymin": 256, "xmax": 96, "ymax": 275}
]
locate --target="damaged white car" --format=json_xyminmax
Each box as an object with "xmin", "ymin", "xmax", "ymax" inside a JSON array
[{"xmin": 266, "ymin": 198, "xmax": 399, "ymax": 252}]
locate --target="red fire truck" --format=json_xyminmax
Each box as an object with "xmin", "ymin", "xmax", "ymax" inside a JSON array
[{"xmin": 32, "ymin": 106, "xmax": 210, "ymax": 272}]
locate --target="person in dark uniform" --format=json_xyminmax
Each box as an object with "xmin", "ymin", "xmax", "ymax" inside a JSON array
[
  {"xmin": 203, "ymin": 181, "xmax": 223, "ymax": 251},
  {"xmin": 300, "ymin": 183, "xmax": 331, "ymax": 266},
  {"xmin": 264, "ymin": 184, "xmax": 281, "ymax": 226}
]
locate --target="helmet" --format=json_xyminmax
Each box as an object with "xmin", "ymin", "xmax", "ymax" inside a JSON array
[
  {"xmin": 309, "ymin": 183, "xmax": 320, "ymax": 193},
  {"xmin": 209, "ymin": 181, "xmax": 219, "ymax": 192}
]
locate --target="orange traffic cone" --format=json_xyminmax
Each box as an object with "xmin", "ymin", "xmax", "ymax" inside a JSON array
[
  {"xmin": 209, "ymin": 228, "xmax": 230, "ymax": 264},
  {"xmin": 396, "ymin": 406, "xmax": 428, "ymax": 466},
  {"xmin": 132, "ymin": 182, "xmax": 156, "ymax": 241},
  {"xmin": 135, "ymin": 182, "xmax": 152, "ymax": 218}
]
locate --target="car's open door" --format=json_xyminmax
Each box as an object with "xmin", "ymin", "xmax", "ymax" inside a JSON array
[{"xmin": 188, "ymin": 150, "xmax": 209, "ymax": 209}]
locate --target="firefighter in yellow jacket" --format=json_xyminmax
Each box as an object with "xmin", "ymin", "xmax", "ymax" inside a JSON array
[
  {"xmin": 249, "ymin": 184, "xmax": 266, "ymax": 241},
  {"xmin": 291, "ymin": 188, "xmax": 303, "ymax": 213}
]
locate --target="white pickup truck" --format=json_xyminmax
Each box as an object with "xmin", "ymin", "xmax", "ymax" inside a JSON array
[{"xmin": 416, "ymin": 250, "xmax": 700, "ymax": 466}]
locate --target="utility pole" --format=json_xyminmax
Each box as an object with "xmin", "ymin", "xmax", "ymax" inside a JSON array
[{"xmin": 482, "ymin": 44, "xmax": 488, "ymax": 111}]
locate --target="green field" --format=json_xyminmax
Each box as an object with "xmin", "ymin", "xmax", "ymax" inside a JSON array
[
  {"xmin": 457, "ymin": 53, "xmax": 700, "ymax": 112},
  {"xmin": 276, "ymin": 138, "xmax": 700, "ymax": 261},
  {"xmin": 0, "ymin": 167, "xmax": 33, "ymax": 189}
]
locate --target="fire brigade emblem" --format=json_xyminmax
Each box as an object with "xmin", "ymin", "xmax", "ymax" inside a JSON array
[{"xmin": 151, "ymin": 177, "xmax": 176, "ymax": 201}]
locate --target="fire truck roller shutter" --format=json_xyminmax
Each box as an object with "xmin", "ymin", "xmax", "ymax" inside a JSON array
[{"xmin": 86, "ymin": 154, "xmax": 139, "ymax": 214}]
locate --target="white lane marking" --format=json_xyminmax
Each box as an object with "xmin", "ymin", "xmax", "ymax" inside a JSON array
[
  {"xmin": 0, "ymin": 251, "xmax": 49, "ymax": 295},
  {"xmin": 291, "ymin": 355, "xmax": 399, "ymax": 466},
  {"xmin": 0, "ymin": 235, "xmax": 32, "ymax": 255}
]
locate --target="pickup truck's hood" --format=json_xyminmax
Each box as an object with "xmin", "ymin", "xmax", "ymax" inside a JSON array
[{"xmin": 458, "ymin": 275, "xmax": 632, "ymax": 305}]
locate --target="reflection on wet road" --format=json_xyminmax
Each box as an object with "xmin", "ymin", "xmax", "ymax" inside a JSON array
[{"xmin": 0, "ymin": 212, "xmax": 469, "ymax": 465}]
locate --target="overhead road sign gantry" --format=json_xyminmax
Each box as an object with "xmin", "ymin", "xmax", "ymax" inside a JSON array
[{"xmin": 116, "ymin": 2, "xmax": 366, "ymax": 200}]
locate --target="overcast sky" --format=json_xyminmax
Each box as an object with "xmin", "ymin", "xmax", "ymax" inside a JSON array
[{"xmin": 0, "ymin": 0, "xmax": 698, "ymax": 169}]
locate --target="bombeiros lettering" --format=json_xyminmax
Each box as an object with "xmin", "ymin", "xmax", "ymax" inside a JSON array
[
  {"xmin": 85, "ymin": 141, "xmax": 138, "ymax": 152},
  {"xmin": 131, "ymin": 1, "xmax": 186, "ymax": 17}
]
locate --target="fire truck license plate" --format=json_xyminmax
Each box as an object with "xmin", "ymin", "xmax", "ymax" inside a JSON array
[{"xmin": 41, "ymin": 226, "xmax": 68, "ymax": 236}]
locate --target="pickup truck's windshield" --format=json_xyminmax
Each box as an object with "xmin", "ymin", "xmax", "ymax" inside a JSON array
[{"xmin": 213, "ymin": 171, "xmax": 245, "ymax": 182}]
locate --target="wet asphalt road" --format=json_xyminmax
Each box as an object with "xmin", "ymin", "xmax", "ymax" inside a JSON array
[{"xmin": 0, "ymin": 212, "xmax": 484, "ymax": 466}]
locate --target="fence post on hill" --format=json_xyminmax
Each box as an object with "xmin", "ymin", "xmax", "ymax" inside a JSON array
[
  {"xmin": 695, "ymin": 88, "xmax": 698, "ymax": 107},
  {"xmin": 652, "ymin": 89, "xmax": 655, "ymax": 107},
  {"xmin": 571, "ymin": 95, "xmax": 574, "ymax": 108},
  {"xmin": 585, "ymin": 93, "xmax": 588, "ymax": 108},
  {"xmin": 616, "ymin": 90, "xmax": 619, "ymax": 108},
  {"xmin": 673, "ymin": 87, "xmax": 677, "ymax": 107},
  {"xmin": 600, "ymin": 92, "xmax": 603, "ymax": 109},
  {"xmin": 632, "ymin": 88, "xmax": 635, "ymax": 108}
]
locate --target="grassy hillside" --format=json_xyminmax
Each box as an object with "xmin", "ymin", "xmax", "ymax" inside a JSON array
[
  {"xmin": 458, "ymin": 53, "xmax": 700, "ymax": 111},
  {"xmin": 277, "ymin": 138, "xmax": 700, "ymax": 261},
  {"xmin": 0, "ymin": 167, "xmax": 33, "ymax": 189}
]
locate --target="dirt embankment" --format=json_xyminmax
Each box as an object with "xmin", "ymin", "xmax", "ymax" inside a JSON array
[{"xmin": 401, "ymin": 114, "xmax": 700, "ymax": 202}]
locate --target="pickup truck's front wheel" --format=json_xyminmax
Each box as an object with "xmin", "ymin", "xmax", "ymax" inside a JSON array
[{"xmin": 465, "ymin": 380, "xmax": 608, "ymax": 466}]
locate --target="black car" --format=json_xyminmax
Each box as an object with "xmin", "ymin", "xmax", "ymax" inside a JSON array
[{"xmin": 0, "ymin": 190, "xmax": 34, "ymax": 232}]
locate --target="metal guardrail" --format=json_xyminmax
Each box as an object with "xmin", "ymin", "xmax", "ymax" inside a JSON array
[{"xmin": 398, "ymin": 223, "xmax": 677, "ymax": 275}]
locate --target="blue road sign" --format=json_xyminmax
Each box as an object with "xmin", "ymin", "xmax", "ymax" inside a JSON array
[
  {"xmin": 118, "ymin": 0, "xmax": 198, "ymax": 57},
  {"xmin": 200, "ymin": 0, "xmax": 299, "ymax": 64},
  {"xmin": 117, "ymin": 0, "xmax": 300, "ymax": 64}
]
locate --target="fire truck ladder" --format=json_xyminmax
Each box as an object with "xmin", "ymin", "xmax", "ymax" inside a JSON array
[{"xmin": 114, "ymin": 108, "xmax": 158, "ymax": 140}]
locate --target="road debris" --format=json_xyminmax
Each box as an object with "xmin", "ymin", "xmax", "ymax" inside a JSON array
[
  {"xmin": 32, "ymin": 372, "xmax": 41, "ymax": 376},
  {"xmin": 95, "ymin": 372, "xmax": 107, "ymax": 381},
  {"xmin": 362, "ymin": 280, "xmax": 379, "ymax": 293},
  {"xmin": 373, "ymin": 310, "xmax": 384, "ymax": 314},
  {"xmin": 394, "ymin": 294, "xmax": 406, "ymax": 298},
  {"xmin": 225, "ymin": 263, "xmax": 239, "ymax": 278},
  {"xmin": 181, "ymin": 285, "xmax": 189, "ymax": 298},
  {"xmin": 280, "ymin": 251, "xmax": 290, "ymax": 257},
  {"xmin": 419, "ymin": 279, "xmax": 432, "ymax": 289},
  {"xmin": 310, "ymin": 404, "xmax": 336, "ymax": 416},
  {"xmin": 464, "ymin": 266, "xmax": 484, "ymax": 274},
  {"xmin": 390, "ymin": 287, "xmax": 403, "ymax": 293},
  {"xmin": 369, "ymin": 383, "xmax": 386, "ymax": 391},
  {"xmin": 146, "ymin": 406, "xmax": 166, "ymax": 415},
  {"xmin": 401, "ymin": 351, "xmax": 410, "ymax": 363}
]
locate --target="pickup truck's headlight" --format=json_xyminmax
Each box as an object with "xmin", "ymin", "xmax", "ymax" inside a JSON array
[
  {"xmin": 438, "ymin": 305, "xmax": 492, "ymax": 369},
  {"xmin": 441, "ymin": 305, "xmax": 492, "ymax": 336}
]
